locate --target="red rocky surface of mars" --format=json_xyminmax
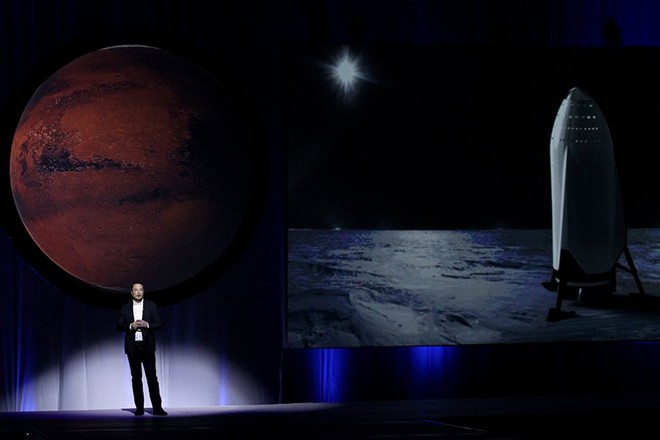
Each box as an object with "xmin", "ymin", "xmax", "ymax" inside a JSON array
[{"xmin": 10, "ymin": 45, "xmax": 254, "ymax": 293}]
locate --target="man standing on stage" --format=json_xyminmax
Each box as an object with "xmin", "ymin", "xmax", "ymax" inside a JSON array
[{"xmin": 117, "ymin": 282, "xmax": 167, "ymax": 416}]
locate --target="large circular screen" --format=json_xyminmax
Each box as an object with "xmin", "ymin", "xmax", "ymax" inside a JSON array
[{"xmin": 10, "ymin": 45, "xmax": 255, "ymax": 293}]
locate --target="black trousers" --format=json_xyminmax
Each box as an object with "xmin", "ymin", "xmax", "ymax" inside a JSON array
[{"xmin": 127, "ymin": 343, "xmax": 163, "ymax": 410}]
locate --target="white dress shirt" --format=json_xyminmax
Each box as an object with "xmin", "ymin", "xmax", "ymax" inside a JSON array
[{"xmin": 133, "ymin": 300, "xmax": 144, "ymax": 341}]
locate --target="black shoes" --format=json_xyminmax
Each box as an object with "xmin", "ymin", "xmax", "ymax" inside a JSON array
[{"xmin": 134, "ymin": 409, "xmax": 144, "ymax": 416}]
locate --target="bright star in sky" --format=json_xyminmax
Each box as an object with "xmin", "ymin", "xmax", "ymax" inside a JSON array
[
  {"xmin": 335, "ymin": 57, "xmax": 358, "ymax": 89},
  {"xmin": 331, "ymin": 48, "xmax": 363, "ymax": 94}
]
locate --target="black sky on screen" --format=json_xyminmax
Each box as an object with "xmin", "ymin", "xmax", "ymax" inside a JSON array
[{"xmin": 285, "ymin": 45, "xmax": 660, "ymax": 230}]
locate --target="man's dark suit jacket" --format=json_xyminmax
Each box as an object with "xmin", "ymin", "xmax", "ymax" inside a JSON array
[{"xmin": 117, "ymin": 299, "xmax": 162, "ymax": 354}]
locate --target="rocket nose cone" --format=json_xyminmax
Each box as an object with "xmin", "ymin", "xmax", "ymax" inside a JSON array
[{"xmin": 566, "ymin": 87, "xmax": 592, "ymax": 102}]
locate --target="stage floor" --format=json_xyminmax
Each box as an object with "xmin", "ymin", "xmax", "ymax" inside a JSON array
[{"xmin": 1, "ymin": 395, "xmax": 659, "ymax": 439}]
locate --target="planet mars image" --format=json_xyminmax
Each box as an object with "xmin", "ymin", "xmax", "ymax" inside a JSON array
[{"xmin": 10, "ymin": 45, "xmax": 255, "ymax": 293}]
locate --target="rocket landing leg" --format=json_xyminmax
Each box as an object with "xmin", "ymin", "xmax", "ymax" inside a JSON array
[
  {"xmin": 546, "ymin": 284, "xmax": 577, "ymax": 322},
  {"xmin": 544, "ymin": 244, "xmax": 646, "ymax": 322},
  {"xmin": 617, "ymin": 245, "xmax": 645, "ymax": 296}
]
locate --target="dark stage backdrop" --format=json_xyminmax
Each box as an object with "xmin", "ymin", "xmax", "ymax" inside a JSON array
[{"xmin": 4, "ymin": 0, "xmax": 660, "ymax": 411}]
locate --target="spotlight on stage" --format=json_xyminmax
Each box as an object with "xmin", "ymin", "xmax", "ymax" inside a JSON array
[
  {"xmin": 16, "ymin": 342, "xmax": 257, "ymax": 410},
  {"xmin": 543, "ymin": 87, "xmax": 645, "ymax": 322}
]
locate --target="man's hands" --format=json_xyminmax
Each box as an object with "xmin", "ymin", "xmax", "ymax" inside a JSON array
[{"xmin": 130, "ymin": 320, "xmax": 149, "ymax": 330}]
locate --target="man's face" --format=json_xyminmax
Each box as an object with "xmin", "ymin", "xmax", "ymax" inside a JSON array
[{"xmin": 131, "ymin": 283, "xmax": 144, "ymax": 302}]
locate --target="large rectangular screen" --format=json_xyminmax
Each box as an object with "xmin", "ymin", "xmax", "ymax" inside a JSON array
[{"xmin": 285, "ymin": 45, "xmax": 659, "ymax": 348}]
